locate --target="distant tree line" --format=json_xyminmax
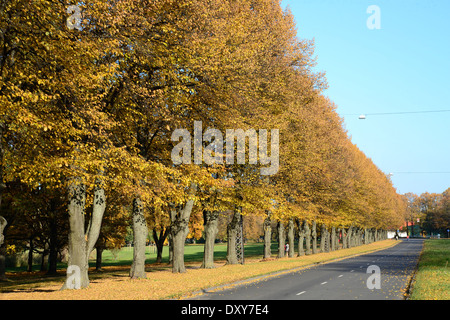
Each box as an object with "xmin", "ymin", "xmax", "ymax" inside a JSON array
[{"xmin": 403, "ymin": 190, "xmax": 450, "ymax": 237}]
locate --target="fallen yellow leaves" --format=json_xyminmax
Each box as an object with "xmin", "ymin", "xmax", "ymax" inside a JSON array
[{"xmin": 1, "ymin": 240, "xmax": 399, "ymax": 300}]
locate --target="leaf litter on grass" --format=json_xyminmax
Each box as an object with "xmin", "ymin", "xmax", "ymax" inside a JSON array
[{"xmin": 0, "ymin": 240, "xmax": 399, "ymax": 300}]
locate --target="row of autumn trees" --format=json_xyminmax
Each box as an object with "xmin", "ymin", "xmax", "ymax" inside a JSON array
[
  {"xmin": 404, "ymin": 190, "xmax": 450, "ymax": 237},
  {"xmin": 0, "ymin": 0, "xmax": 406, "ymax": 288}
]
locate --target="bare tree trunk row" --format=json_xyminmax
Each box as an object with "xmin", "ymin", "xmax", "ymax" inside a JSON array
[{"xmin": 262, "ymin": 218, "xmax": 388, "ymax": 259}]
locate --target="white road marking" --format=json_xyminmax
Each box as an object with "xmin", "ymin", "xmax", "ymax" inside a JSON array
[
  {"xmin": 296, "ymin": 291, "xmax": 306, "ymax": 295},
  {"xmin": 321, "ymin": 281, "xmax": 328, "ymax": 285}
]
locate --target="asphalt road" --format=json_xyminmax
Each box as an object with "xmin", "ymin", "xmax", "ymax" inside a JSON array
[{"xmin": 192, "ymin": 239, "xmax": 424, "ymax": 300}]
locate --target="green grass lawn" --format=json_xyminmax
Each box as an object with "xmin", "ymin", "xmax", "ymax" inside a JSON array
[
  {"xmin": 6, "ymin": 242, "xmax": 284, "ymax": 272},
  {"xmin": 409, "ymin": 239, "xmax": 450, "ymax": 300},
  {"xmin": 93, "ymin": 242, "xmax": 282, "ymax": 267}
]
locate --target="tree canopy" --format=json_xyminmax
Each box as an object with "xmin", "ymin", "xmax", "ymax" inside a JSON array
[{"xmin": 0, "ymin": 0, "xmax": 409, "ymax": 286}]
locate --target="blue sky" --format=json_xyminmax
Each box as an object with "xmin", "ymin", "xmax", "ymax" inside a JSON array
[{"xmin": 281, "ymin": 0, "xmax": 450, "ymax": 195}]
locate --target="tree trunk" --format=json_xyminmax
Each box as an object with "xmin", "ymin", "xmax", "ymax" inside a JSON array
[
  {"xmin": 40, "ymin": 245, "xmax": 48, "ymax": 272},
  {"xmin": 263, "ymin": 212, "xmax": 272, "ymax": 259},
  {"xmin": 153, "ymin": 227, "xmax": 169, "ymax": 264},
  {"xmin": 171, "ymin": 224, "xmax": 188, "ymax": 273},
  {"xmin": 0, "ymin": 216, "xmax": 6, "ymax": 281},
  {"xmin": 0, "ymin": 125, "xmax": 6, "ymax": 281},
  {"xmin": 96, "ymin": 247, "xmax": 103, "ymax": 271},
  {"xmin": 277, "ymin": 221, "xmax": 285, "ymax": 258},
  {"xmin": 226, "ymin": 209, "xmax": 241, "ymax": 265},
  {"xmin": 336, "ymin": 228, "xmax": 341, "ymax": 250},
  {"xmin": 201, "ymin": 210, "xmax": 219, "ymax": 268},
  {"xmin": 344, "ymin": 228, "xmax": 349, "ymax": 249},
  {"xmin": 344, "ymin": 226, "xmax": 352, "ymax": 249},
  {"xmin": 324, "ymin": 227, "xmax": 328, "ymax": 252},
  {"xmin": 62, "ymin": 181, "xmax": 89, "ymax": 289},
  {"xmin": 168, "ymin": 232, "xmax": 173, "ymax": 265},
  {"xmin": 287, "ymin": 219, "xmax": 295, "ymax": 257},
  {"xmin": 86, "ymin": 182, "xmax": 106, "ymax": 257},
  {"xmin": 0, "ymin": 246, "xmax": 6, "ymax": 281},
  {"xmin": 170, "ymin": 183, "xmax": 196, "ymax": 273},
  {"xmin": 0, "ymin": 216, "xmax": 6, "ymax": 247},
  {"xmin": 331, "ymin": 226, "xmax": 336, "ymax": 251},
  {"xmin": 27, "ymin": 237, "xmax": 34, "ymax": 272},
  {"xmin": 311, "ymin": 220, "xmax": 317, "ymax": 254},
  {"xmin": 348, "ymin": 227, "xmax": 353, "ymax": 248},
  {"xmin": 61, "ymin": 179, "xmax": 106, "ymax": 289},
  {"xmin": 320, "ymin": 224, "xmax": 326, "ymax": 253},
  {"xmin": 350, "ymin": 227, "xmax": 355, "ymax": 247},
  {"xmin": 47, "ymin": 221, "xmax": 58, "ymax": 275},
  {"xmin": 305, "ymin": 221, "xmax": 311, "ymax": 255},
  {"xmin": 130, "ymin": 197, "xmax": 148, "ymax": 279},
  {"xmin": 326, "ymin": 228, "xmax": 331, "ymax": 252},
  {"xmin": 297, "ymin": 220, "xmax": 305, "ymax": 256}
]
